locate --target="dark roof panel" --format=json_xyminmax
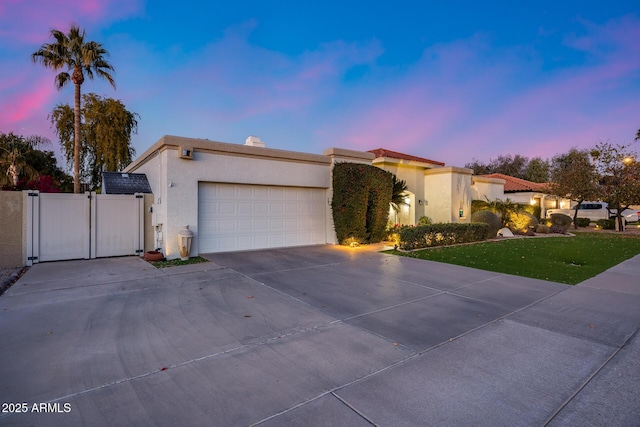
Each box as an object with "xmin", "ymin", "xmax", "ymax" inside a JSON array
[{"xmin": 102, "ymin": 172, "xmax": 152, "ymax": 194}]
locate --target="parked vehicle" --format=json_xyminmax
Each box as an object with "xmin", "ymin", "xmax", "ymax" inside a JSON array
[{"xmin": 546, "ymin": 202, "xmax": 639, "ymax": 223}]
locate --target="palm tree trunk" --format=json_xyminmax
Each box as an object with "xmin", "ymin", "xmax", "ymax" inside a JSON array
[{"xmin": 73, "ymin": 83, "xmax": 82, "ymax": 193}]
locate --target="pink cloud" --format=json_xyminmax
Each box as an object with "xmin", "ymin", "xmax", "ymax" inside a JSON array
[
  {"xmin": 303, "ymin": 14, "xmax": 640, "ymax": 167},
  {"xmin": 0, "ymin": 0, "xmax": 143, "ymax": 44}
]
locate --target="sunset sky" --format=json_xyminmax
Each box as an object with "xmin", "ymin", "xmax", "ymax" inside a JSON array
[{"xmin": 1, "ymin": 1, "xmax": 639, "ymax": 167}]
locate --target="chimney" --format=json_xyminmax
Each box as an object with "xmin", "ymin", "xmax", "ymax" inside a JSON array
[{"xmin": 245, "ymin": 136, "xmax": 265, "ymax": 147}]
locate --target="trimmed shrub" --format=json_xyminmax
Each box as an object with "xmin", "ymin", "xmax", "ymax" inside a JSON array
[
  {"xmin": 550, "ymin": 213, "xmax": 572, "ymax": 234},
  {"xmin": 398, "ymin": 223, "xmax": 489, "ymax": 251},
  {"xmin": 596, "ymin": 218, "xmax": 615, "ymax": 230},
  {"xmin": 331, "ymin": 162, "xmax": 393, "ymax": 245},
  {"xmin": 418, "ymin": 216, "xmax": 433, "ymax": 225},
  {"xmin": 470, "ymin": 210, "xmax": 501, "ymax": 238},
  {"xmin": 472, "ymin": 200, "xmax": 542, "ymax": 220},
  {"xmin": 535, "ymin": 224, "xmax": 550, "ymax": 233},
  {"xmin": 508, "ymin": 210, "xmax": 539, "ymax": 236},
  {"xmin": 576, "ymin": 217, "xmax": 591, "ymax": 227}
]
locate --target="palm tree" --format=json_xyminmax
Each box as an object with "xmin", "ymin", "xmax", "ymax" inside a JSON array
[
  {"xmin": 390, "ymin": 175, "xmax": 408, "ymax": 223},
  {"xmin": 0, "ymin": 133, "xmax": 45, "ymax": 187},
  {"xmin": 32, "ymin": 24, "xmax": 115, "ymax": 193},
  {"xmin": 484, "ymin": 196, "xmax": 518, "ymax": 227}
]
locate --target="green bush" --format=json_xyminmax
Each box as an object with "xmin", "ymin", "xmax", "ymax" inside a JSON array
[
  {"xmin": 398, "ymin": 223, "xmax": 489, "ymax": 251},
  {"xmin": 535, "ymin": 224, "xmax": 550, "ymax": 233},
  {"xmin": 576, "ymin": 217, "xmax": 591, "ymax": 227},
  {"xmin": 596, "ymin": 218, "xmax": 615, "ymax": 230},
  {"xmin": 550, "ymin": 213, "xmax": 572, "ymax": 234},
  {"xmin": 470, "ymin": 210, "xmax": 501, "ymax": 238},
  {"xmin": 418, "ymin": 216, "xmax": 433, "ymax": 225},
  {"xmin": 331, "ymin": 162, "xmax": 393, "ymax": 244},
  {"xmin": 508, "ymin": 210, "xmax": 539, "ymax": 236},
  {"xmin": 472, "ymin": 199, "xmax": 542, "ymax": 220}
]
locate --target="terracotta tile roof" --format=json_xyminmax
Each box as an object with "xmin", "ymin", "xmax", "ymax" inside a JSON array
[
  {"xmin": 480, "ymin": 173, "xmax": 549, "ymax": 193},
  {"xmin": 368, "ymin": 148, "xmax": 445, "ymax": 166}
]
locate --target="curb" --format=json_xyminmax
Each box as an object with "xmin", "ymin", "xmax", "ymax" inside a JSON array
[{"xmin": 0, "ymin": 266, "xmax": 27, "ymax": 297}]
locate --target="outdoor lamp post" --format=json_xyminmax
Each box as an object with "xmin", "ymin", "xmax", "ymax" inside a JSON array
[{"xmin": 178, "ymin": 225, "xmax": 194, "ymax": 260}]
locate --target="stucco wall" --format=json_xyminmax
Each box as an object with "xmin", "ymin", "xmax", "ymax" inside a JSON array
[
  {"xmin": 0, "ymin": 192, "xmax": 24, "ymax": 267},
  {"xmin": 471, "ymin": 176, "xmax": 505, "ymax": 202},
  {"xmin": 424, "ymin": 167, "xmax": 473, "ymax": 223},
  {"xmin": 128, "ymin": 137, "xmax": 334, "ymax": 259}
]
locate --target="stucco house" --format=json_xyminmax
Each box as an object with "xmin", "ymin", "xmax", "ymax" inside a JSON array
[
  {"xmin": 124, "ymin": 135, "xmax": 482, "ymax": 259},
  {"xmin": 368, "ymin": 148, "xmax": 475, "ymax": 225},
  {"xmin": 474, "ymin": 173, "xmax": 559, "ymax": 218}
]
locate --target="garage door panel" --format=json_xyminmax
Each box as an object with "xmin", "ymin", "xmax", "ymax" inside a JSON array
[
  {"xmin": 270, "ymin": 219, "xmax": 285, "ymax": 230},
  {"xmin": 237, "ymin": 202, "xmax": 253, "ymax": 214},
  {"xmin": 255, "ymin": 203, "xmax": 269, "ymax": 214},
  {"xmin": 199, "ymin": 183, "xmax": 326, "ymax": 253}
]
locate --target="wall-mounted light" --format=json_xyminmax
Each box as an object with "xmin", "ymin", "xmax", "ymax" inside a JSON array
[
  {"xmin": 179, "ymin": 146, "xmax": 193, "ymax": 159},
  {"xmin": 418, "ymin": 200, "xmax": 423, "ymax": 205}
]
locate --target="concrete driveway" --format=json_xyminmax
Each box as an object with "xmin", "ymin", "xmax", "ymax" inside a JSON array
[{"xmin": 1, "ymin": 245, "xmax": 639, "ymax": 426}]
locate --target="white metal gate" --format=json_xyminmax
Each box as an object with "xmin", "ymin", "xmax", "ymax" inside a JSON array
[{"xmin": 25, "ymin": 191, "xmax": 144, "ymax": 265}]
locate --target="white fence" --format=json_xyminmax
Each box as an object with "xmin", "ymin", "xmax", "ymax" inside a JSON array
[{"xmin": 25, "ymin": 191, "xmax": 144, "ymax": 265}]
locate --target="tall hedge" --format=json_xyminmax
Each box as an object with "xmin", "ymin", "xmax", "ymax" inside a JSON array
[{"xmin": 331, "ymin": 162, "xmax": 393, "ymax": 244}]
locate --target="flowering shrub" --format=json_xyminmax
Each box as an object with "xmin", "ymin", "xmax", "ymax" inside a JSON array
[
  {"xmin": 398, "ymin": 223, "xmax": 489, "ymax": 250},
  {"xmin": 508, "ymin": 210, "xmax": 538, "ymax": 236}
]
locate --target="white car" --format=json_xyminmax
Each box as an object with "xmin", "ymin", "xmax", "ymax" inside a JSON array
[{"xmin": 546, "ymin": 202, "xmax": 639, "ymax": 223}]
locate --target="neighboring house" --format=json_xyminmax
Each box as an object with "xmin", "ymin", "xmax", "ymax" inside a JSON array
[
  {"xmin": 368, "ymin": 148, "xmax": 475, "ymax": 225},
  {"xmin": 472, "ymin": 173, "xmax": 563, "ymax": 218},
  {"xmin": 124, "ymin": 136, "xmax": 481, "ymax": 259}
]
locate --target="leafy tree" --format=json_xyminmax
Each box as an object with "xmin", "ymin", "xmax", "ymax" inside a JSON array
[
  {"xmin": 590, "ymin": 141, "xmax": 640, "ymax": 231},
  {"xmin": 523, "ymin": 157, "xmax": 550, "ymax": 183},
  {"xmin": 23, "ymin": 149, "xmax": 73, "ymax": 192},
  {"xmin": 465, "ymin": 154, "xmax": 549, "ymax": 183},
  {"xmin": 489, "ymin": 154, "xmax": 528, "ymax": 178},
  {"xmin": 50, "ymin": 93, "xmax": 138, "ymax": 189},
  {"xmin": 32, "ymin": 24, "xmax": 115, "ymax": 193},
  {"xmin": 548, "ymin": 148, "xmax": 600, "ymax": 229},
  {"xmin": 0, "ymin": 132, "xmax": 46, "ymax": 187},
  {"xmin": 464, "ymin": 158, "xmax": 492, "ymax": 176},
  {"xmin": 636, "ymin": 129, "xmax": 640, "ymax": 141}
]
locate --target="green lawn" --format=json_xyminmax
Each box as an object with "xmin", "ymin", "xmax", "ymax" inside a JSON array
[{"xmin": 384, "ymin": 232, "xmax": 640, "ymax": 285}]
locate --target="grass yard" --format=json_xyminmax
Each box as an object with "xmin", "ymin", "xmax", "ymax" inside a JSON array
[
  {"xmin": 385, "ymin": 232, "xmax": 640, "ymax": 285},
  {"xmin": 150, "ymin": 256, "xmax": 209, "ymax": 268}
]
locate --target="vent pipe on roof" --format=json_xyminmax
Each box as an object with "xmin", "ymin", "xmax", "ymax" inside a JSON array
[{"xmin": 245, "ymin": 136, "xmax": 265, "ymax": 147}]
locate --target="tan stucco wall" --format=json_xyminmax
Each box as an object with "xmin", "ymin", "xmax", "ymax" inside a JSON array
[
  {"xmin": 0, "ymin": 192, "xmax": 24, "ymax": 267},
  {"xmin": 471, "ymin": 176, "xmax": 506, "ymax": 202},
  {"xmin": 371, "ymin": 158, "xmax": 444, "ymax": 225},
  {"xmin": 424, "ymin": 167, "xmax": 474, "ymax": 223}
]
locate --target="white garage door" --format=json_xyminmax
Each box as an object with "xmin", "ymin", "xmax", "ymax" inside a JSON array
[{"xmin": 198, "ymin": 183, "xmax": 327, "ymax": 253}]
